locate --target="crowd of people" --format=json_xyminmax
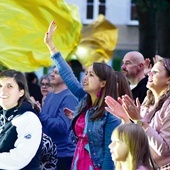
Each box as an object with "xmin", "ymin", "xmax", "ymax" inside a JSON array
[{"xmin": 0, "ymin": 20, "xmax": 169, "ymax": 170}]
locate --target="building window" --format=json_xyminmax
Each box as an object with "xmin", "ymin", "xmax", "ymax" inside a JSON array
[
  {"xmin": 99, "ymin": 0, "xmax": 105, "ymax": 15},
  {"xmin": 128, "ymin": 1, "xmax": 139, "ymax": 25},
  {"xmin": 131, "ymin": 2, "xmax": 138, "ymax": 20},
  {"xmin": 86, "ymin": 0, "xmax": 94, "ymax": 19},
  {"xmin": 83, "ymin": 0, "xmax": 106, "ymax": 24}
]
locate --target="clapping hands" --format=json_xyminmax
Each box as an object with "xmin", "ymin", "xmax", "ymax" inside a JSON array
[{"xmin": 105, "ymin": 95, "xmax": 142, "ymax": 124}]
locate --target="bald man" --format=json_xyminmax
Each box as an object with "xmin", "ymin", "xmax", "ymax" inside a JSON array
[{"xmin": 121, "ymin": 51, "xmax": 148, "ymax": 103}]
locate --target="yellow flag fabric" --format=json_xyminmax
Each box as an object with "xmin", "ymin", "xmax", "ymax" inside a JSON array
[
  {"xmin": 71, "ymin": 15, "xmax": 118, "ymax": 68},
  {"xmin": 0, "ymin": 0, "xmax": 82, "ymax": 72}
]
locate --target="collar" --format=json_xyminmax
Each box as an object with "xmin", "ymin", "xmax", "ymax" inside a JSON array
[
  {"xmin": 1, "ymin": 101, "xmax": 35, "ymax": 122},
  {"xmin": 3, "ymin": 107, "xmax": 19, "ymax": 121}
]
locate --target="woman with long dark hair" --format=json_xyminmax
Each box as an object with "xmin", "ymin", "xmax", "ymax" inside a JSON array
[{"xmin": 44, "ymin": 21, "xmax": 122, "ymax": 170}]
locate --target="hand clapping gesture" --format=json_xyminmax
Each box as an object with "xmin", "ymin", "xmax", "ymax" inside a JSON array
[{"xmin": 105, "ymin": 95, "xmax": 142, "ymax": 123}]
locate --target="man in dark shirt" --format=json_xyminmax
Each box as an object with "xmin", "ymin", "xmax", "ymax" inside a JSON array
[{"xmin": 121, "ymin": 51, "xmax": 148, "ymax": 103}]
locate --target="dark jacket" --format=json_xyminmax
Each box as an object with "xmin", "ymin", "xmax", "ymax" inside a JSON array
[
  {"xmin": 132, "ymin": 76, "xmax": 148, "ymax": 104},
  {"xmin": 0, "ymin": 101, "xmax": 42, "ymax": 170}
]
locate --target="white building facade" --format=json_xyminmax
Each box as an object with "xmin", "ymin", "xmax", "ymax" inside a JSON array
[{"xmin": 65, "ymin": 0, "xmax": 139, "ymax": 70}]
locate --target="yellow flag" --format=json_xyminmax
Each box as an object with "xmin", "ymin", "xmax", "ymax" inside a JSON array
[
  {"xmin": 0, "ymin": 0, "xmax": 82, "ymax": 72},
  {"xmin": 69, "ymin": 15, "xmax": 118, "ymax": 68}
]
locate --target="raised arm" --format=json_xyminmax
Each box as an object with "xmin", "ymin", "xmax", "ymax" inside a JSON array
[
  {"xmin": 44, "ymin": 21, "xmax": 58, "ymax": 55},
  {"xmin": 44, "ymin": 21, "xmax": 86, "ymax": 99}
]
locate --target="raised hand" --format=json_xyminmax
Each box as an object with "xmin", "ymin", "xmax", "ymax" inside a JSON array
[
  {"xmin": 144, "ymin": 58, "xmax": 152, "ymax": 75},
  {"xmin": 153, "ymin": 54, "xmax": 162, "ymax": 64},
  {"xmin": 105, "ymin": 96, "xmax": 130, "ymax": 124},
  {"xmin": 44, "ymin": 21, "xmax": 58, "ymax": 53},
  {"xmin": 121, "ymin": 95, "xmax": 141, "ymax": 122},
  {"xmin": 30, "ymin": 96, "xmax": 42, "ymax": 113}
]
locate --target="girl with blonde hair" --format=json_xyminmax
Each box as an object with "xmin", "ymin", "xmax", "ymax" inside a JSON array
[{"xmin": 109, "ymin": 123, "xmax": 157, "ymax": 170}]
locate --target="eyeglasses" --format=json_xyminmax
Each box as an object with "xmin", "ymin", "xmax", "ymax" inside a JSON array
[{"xmin": 40, "ymin": 83, "xmax": 51, "ymax": 87}]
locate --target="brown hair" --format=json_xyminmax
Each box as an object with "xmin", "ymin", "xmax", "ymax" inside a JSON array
[
  {"xmin": 115, "ymin": 71, "xmax": 133, "ymax": 99},
  {"xmin": 86, "ymin": 62, "xmax": 118, "ymax": 120},
  {"xmin": 112, "ymin": 123, "xmax": 157, "ymax": 170},
  {"xmin": 0, "ymin": 69, "xmax": 34, "ymax": 108},
  {"xmin": 143, "ymin": 57, "xmax": 170, "ymax": 112}
]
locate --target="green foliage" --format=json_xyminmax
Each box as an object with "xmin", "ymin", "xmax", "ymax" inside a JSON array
[
  {"xmin": 132, "ymin": 0, "xmax": 170, "ymax": 12},
  {"xmin": 0, "ymin": 65, "xmax": 7, "ymax": 72}
]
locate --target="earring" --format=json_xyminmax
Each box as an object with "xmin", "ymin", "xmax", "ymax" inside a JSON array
[{"xmin": 96, "ymin": 89, "xmax": 101, "ymax": 98}]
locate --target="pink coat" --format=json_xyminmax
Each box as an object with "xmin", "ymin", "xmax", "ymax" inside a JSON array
[
  {"xmin": 136, "ymin": 165, "xmax": 148, "ymax": 170},
  {"xmin": 141, "ymin": 97, "xmax": 170, "ymax": 167}
]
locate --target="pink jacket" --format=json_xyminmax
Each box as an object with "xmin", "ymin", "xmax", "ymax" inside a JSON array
[
  {"xmin": 141, "ymin": 97, "xmax": 170, "ymax": 167},
  {"xmin": 136, "ymin": 165, "xmax": 148, "ymax": 170}
]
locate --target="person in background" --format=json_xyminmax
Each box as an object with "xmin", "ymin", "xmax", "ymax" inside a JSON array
[
  {"xmin": 109, "ymin": 123, "xmax": 157, "ymax": 170},
  {"xmin": 40, "ymin": 74, "xmax": 53, "ymax": 106},
  {"xmin": 30, "ymin": 75, "xmax": 57, "ymax": 170},
  {"xmin": 39, "ymin": 66, "xmax": 78, "ymax": 170},
  {"xmin": 115, "ymin": 71, "xmax": 133, "ymax": 99},
  {"xmin": 44, "ymin": 20, "xmax": 121, "ymax": 170},
  {"xmin": 38, "ymin": 74, "xmax": 57, "ymax": 170},
  {"xmin": 0, "ymin": 69, "xmax": 42, "ymax": 169},
  {"xmin": 105, "ymin": 57, "xmax": 170, "ymax": 169},
  {"xmin": 68, "ymin": 60, "xmax": 84, "ymax": 82},
  {"xmin": 121, "ymin": 51, "xmax": 148, "ymax": 103},
  {"xmin": 25, "ymin": 72, "xmax": 42, "ymax": 104}
]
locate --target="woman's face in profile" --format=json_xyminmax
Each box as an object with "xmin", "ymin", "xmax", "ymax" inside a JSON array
[
  {"xmin": 147, "ymin": 61, "xmax": 170, "ymax": 92},
  {"xmin": 82, "ymin": 65, "xmax": 105, "ymax": 96}
]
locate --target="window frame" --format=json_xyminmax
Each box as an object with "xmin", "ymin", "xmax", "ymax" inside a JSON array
[
  {"xmin": 82, "ymin": 0, "xmax": 106, "ymax": 24},
  {"xmin": 127, "ymin": 0, "xmax": 139, "ymax": 26}
]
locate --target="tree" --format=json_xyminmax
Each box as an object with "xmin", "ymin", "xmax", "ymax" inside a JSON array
[{"xmin": 133, "ymin": 0, "xmax": 170, "ymax": 62}]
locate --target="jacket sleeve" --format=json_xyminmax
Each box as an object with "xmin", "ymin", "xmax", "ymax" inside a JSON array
[
  {"xmin": 102, "ymin": 113, "xmax": 121, "ymax": 170},
  {"xmin": 0, "ymin": 112, "xmax": 42, "ymax": 169},
  {"xmin": 145, "ymin": 100, "xmax": 170, "ymax": 156},
  {"xmin": 51, "ymin": 52, "xmax": 86, "ymax": 100}
]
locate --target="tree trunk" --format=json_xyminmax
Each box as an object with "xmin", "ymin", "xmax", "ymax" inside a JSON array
[
  {"xmin": 134, "ymin": 0, "xmax": 170, "ymax": 61},
  {"xmin": 156, "ymin": 7, "xmax": 170, "ymax": 58},
  {"xmin": 136, "ymin": 4, "xmax": 156, "ymax": 62}
]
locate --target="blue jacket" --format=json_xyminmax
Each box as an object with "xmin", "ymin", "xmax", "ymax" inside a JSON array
[{"xmin": 51, "ymin": 52, "xmax": 121, "ymax": 170}]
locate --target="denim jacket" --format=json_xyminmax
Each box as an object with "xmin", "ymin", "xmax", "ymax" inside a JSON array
[
  {"xmin": 51, "ymin": 52, "xmax": 121, "ymax": 170},
  {"xmin": 71, "ymin": 97, "xmax": 121, "ymax": 169}
]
